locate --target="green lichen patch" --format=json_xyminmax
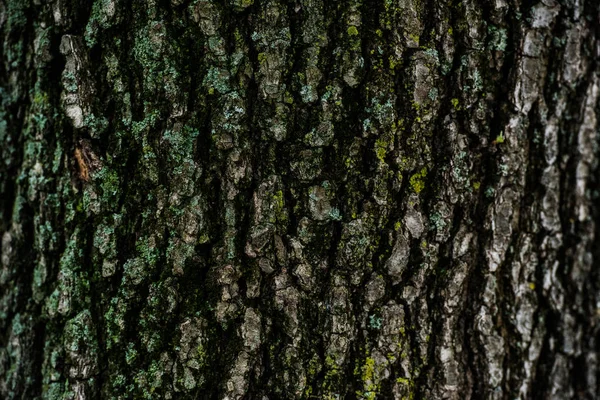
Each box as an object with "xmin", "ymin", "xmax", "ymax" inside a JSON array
[{"xmin": 409, "ymin": 167, "xmax": 428, "ymax": 193}]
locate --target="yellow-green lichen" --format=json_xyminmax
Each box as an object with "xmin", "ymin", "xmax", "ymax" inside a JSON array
[
  {"xmin": 356, "ymin": 357, "xmax": 378, "ymax": 399},
  {"xmin": 375, "ymin": 138, "xmax": 388, "ymax": 162},
  {"xmin": 273, "ymin": 190, "xmax": 284, "ymax": 211},
  {"xmin": 284, "ymin": 91, "xmax": 294, "ymax": 104},
  {"xmin": 347, "ymin": 26, "xmax": 359, "ymax": 36},
  {"xmin": 323, "ymin": 355, "xmax": 342, "ymax": 394},
  {"xmin": 495, "ymin": 132, "xmax": 505, "ymax": 144},
  {"xmin": 257, "ymin": 52, "xmax": 267, "ymax": 65},
  {"xmin": 451, "ymin": 98, "xmax": 460, "ymax": 110},
  {"xmin": 395, "ymin": 377, "xmax": 416, "ymax": 400},
  {"xmin": 409, "ymin": 167, "xmax": 428, "ymax": 193}
]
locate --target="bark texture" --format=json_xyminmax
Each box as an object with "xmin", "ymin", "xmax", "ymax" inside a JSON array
[{"xmin": 1, "ymin": 0, "xmax": 599, "ymax": 399}]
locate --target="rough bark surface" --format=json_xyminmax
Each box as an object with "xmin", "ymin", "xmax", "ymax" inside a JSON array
[{"xmin": 1, "ymin": 0, "xmax": 599, "ymax": 399}]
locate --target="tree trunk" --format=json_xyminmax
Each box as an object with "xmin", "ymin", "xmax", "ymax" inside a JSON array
[{"xmin": 1, "ymin": 0, "xmax": 599, "ymax": 398}]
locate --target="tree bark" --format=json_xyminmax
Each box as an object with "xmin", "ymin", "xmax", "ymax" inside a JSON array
[{"xmin": 1, "ymin": 0, "xmax": 599, "ymax": 398}]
